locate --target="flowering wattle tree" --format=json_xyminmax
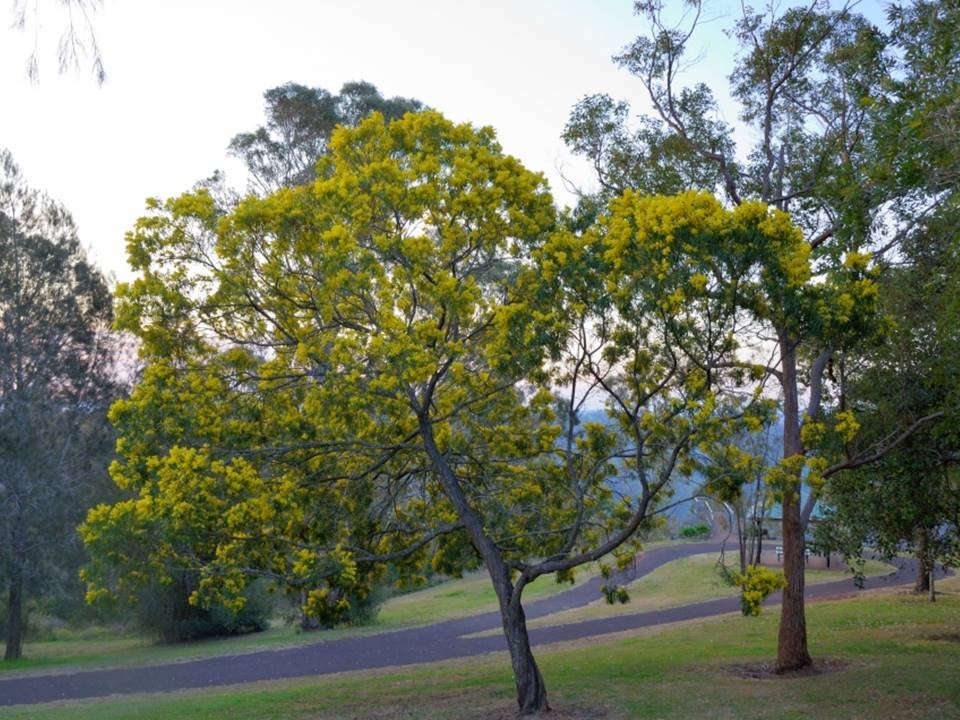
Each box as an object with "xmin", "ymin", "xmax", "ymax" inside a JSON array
[{"xmin": 84, "ymin": 113, "xmax": 807, "ymax": 714}]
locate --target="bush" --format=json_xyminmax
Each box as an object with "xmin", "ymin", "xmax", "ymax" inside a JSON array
[
  {"xmin": 137, "ymin": 572, "xmax": 273, "ymax": 643},
  {"xmin": 680, "ymin": 523, "xmax": 711, "ymax": 538},
  {"xmin": 733, "ymin": 564, "xmax": 787, "ymax": 616},
  {"xmin": 294, "ymin": 583, "xmax": 386, "ymax": 632}
]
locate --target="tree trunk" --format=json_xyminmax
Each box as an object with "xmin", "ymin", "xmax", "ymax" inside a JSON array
[
  {"xmin": 501, "ymin": 596, "xmax": 549, "ymax": 715},
  {"xmin": 418, "ymin": 413, "xmax": 549, "ymax": 714},
  {"xmin": 4, "ymin": 524, "xmax": 26, "ymax": 661},
  {"xmin": 776, "ymin": 337, "xmax": 812, "ymax": 673},
  {"xmin": 736, "ymin": 506, "xmax": 747, "ymax": 574},
  {"xmin": 914, "ymin": 531, "xmax": 930, "ymax": 594},
  {"xmin": 929, "ymin": 565, "xmax": 936, "ymax": 603},
  {"xmin": 754, "ymin": 513, "xmax": 764, "ymax": 567},
  {"xmin": 4, "ymin": 576, "xmax": 24, "ymax": 661}
]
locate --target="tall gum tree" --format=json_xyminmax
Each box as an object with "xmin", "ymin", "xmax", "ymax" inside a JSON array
[
  {"xmin": 564, "ymin": 0, "xmax": 944, "ymax": 671},
  {"xmin": 228, "ymin": 80, "xmax": 424, "ymax": 193},
  {"xmin": 84, "ymin": 113, "xmax": 784, "ymax": 714}
]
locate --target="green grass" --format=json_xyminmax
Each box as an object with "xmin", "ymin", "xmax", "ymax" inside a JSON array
[
  {"xmin": 2, "ymin": 577, "xmax": 957, "ymax": 719},
  {"xmin": 375, "ymin": 562, "xmax": 596, "ymax": 627},
  {"xmin": 0, "ymin": 564, "xmax": 595, "ymax": 677},
  {"xmin": 461, "ymin": 554, "xmax": 894, "ymax": 635}
]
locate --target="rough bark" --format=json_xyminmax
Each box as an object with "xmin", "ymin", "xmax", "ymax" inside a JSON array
[
  {"xmin": 776, "ymin": 337, "xmax": 812, "ymax": 672},
  {"xmin": 914, "ymin": 531, "xmax": 931, "ymax": 594},
  {"xmin": 501, "ymin": 588, "xmax": 549, "ymax": 715}
]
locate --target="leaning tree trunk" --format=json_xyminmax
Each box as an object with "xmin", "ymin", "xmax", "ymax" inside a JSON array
[
  {"xmin": 477, "ymin": 555, "xmax": 550, "ymax": 714},
  {"xmin": 500, "ymin": 592, "xmax": 549, "ymax": 715},
  {"xmin": 4, "ymin": 522, "xmax": 26, "ymax": 661},
  {"xmin": 418, "ymin": 414, "xmax": 550, "ymax": 714},
  {"xmin": 776, "ymin": 338, "xmax": 812, "ymax": 672}
]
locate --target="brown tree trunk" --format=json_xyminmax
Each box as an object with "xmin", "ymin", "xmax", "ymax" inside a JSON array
[
  {"xmin": 418, "ymin": 413, "xmax": 549, "ymax": 714},
  {"xmin": 776, "ymin": 337, "xmax": 812, "ymax": 673},
  {"xmin": 929, "ymin": 565, "xmax": 936, "ymax": 603},
  {"xmin": 484, "ymin": 561, "xmax": 549, "ymax": 714},
  {"xmin": 501, "ymin": 595, "xmax": 549, "ymax": 715},
  {"xmin": 4, "ymin": 524, "xmax": 25, "ymax": 661},
  {"xmin": 914, "ymin": 531, "xmax": 930, "ymax": 594}
]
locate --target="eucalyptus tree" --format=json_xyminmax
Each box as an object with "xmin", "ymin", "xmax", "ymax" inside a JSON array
[
  {"xmin": 0, "ymin": 150, "xmax": 117, "ymax": 660},
  {"xmin": 228, "ymin": 80, "xmax": 424, "ymax": 193},
  {"xmin": 564, "ymin": 0, "xmax": 948, "ymax": 671}
]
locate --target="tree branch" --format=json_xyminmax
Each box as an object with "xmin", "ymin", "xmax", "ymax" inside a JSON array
[{"xmin": 821, "ymin": 411, "xmax": 945, "ymax": 480}]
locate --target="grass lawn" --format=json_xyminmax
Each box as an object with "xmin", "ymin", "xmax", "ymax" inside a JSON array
[
  {"xmin": 373, "ymin": 560, "xmax": 597, "ymax": 627},
  {"xmin": 2, "ymin": 576, "xmax": 957, "ymax": 719},
  {"xmin": 0, "ymin": 562, "xmax": 597, "ymax": 677},
  {"xmin": 463, "ymin": 554, "xmax": 894, "ymax": 636}
]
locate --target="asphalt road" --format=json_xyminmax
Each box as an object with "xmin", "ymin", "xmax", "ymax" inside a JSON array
[{"xmin": 0, "ymin": 541, "xmax": 928, "ymax": 707}]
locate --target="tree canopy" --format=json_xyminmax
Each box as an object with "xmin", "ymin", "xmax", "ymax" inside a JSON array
[
  {"xmin": 228, "ymin": 80, "xmax": 424, "ymax": 193},
  {"xmin": 83, "ymin": 107, "xmax": 820, "ymax": 712},
  {"xmin": 71, "ymin": 0, "xmax": 960, "ymax": 710},
  {"xmin": 562, "ymin": 0, "xmax": 958, "ymax": 672}
]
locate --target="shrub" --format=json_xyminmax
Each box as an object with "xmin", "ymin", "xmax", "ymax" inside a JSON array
[
  {"xmin": 295, "ymin": 582, "xmax": 387, "ymax": 632},
  {"xmin": 137, "ymin": 572, "xmax": 272, "ymax": 643},
  {"xmin": 733, "ymin": 564, "xmax": 787, "ymax": 616},
  {"xmin": 680, "ymin": 523, "xmax": 711, "ymax": 538}
]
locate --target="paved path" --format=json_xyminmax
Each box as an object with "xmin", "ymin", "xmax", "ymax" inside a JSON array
[{"xmin": 0, "ymin": 541, "xmax": 931, "ymax": 707}]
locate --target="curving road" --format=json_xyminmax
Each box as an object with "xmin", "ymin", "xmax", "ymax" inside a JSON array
[{"xmin": 0, "ymin": 541, "xmax": 932, "ymax": 707}]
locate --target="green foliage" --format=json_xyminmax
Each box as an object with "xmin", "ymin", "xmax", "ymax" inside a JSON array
[
  {"xmin": 818, "ymin": 230, "xmax": 960, "ymax": 579},
  {"xmin": 137, "ymin": 575, "xmax": 272, "ymax": 644},
  {"xmin": 228, "ymin": 80, "xmax": 424, "ymax": 192},
  {"xmin": 679, "ymin": 524, "xmax": 710, "ymax": 539},
  {"xmin": 600, "ymin": 584, "xmax": 631, "ymax": 605},
  {"xmin": 0, "ymin": 149, "xmax": 121, "ymax": 660}
]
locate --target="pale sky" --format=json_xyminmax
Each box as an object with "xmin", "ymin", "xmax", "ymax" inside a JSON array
[{"xmin": 1, "ymin": 0, "xmax": 880, "ymax": 285}]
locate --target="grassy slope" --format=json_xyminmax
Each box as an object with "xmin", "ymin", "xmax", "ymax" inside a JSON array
[
  {"xmin": 374, "ymin": 561, "xmax": 596, "ymax": 626},
  {"xmin": 461, "ymin": 554, "xmax": 894, "ymax": 635},
  {"xmin": 0, "ymin": 564, "xmax": 595, "ymax": 677},
  {"xmin": 2, "ymin": 577, "xmax": 957, "ymax": 719}
]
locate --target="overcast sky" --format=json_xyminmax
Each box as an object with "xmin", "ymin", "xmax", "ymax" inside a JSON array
[{"xmin": 0, "ymin": 0, "xmax": 829, "ymax": 284}]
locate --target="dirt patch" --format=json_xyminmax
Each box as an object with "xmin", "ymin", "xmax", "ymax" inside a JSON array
[
  {"xmin": 725, "ymin": 657, "xmax": 851, "ymax": 680},
  {"xmin": 927, "ymin": 632, "xmax": 960, "ymax": 643},
  {"xmin": 471, "ymin": 706, "xmax": 608, "ymax": 720}
]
